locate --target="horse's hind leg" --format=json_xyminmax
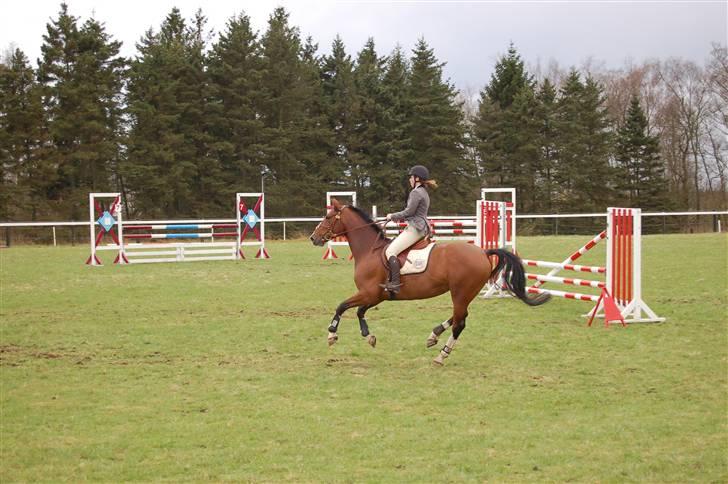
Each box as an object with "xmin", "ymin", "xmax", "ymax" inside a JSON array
[
  {"xmin": 426, "ymin": 318, "xmax": 453, "ymax": 348},
  {"xmin": 433, "ymin": 310, "xmax": 467, "ymax": 365},
  {"xmin": 433, "ymin": 288, "xmax": 479, "ymax": 365}
]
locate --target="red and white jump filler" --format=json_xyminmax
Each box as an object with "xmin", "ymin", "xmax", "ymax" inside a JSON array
[
  {"xmin": 475, "ymin": 189, "xmax": 517, "ymax": 298},
  {"xmin": 477, "ymin": 198, "xmax": 663, "ymax": 324},
  {"xmin": 86, "ymin": 192, "xmax": 269, "ymax": 265}
]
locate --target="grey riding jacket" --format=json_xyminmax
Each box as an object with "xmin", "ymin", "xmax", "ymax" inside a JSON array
[{"xmin": 390, "ymin": 186, "xmax": 431, "ymax": 235}]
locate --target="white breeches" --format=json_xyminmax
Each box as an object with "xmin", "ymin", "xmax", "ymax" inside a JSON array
[{"xmin": 385, "ymin": 225, "xmax": 425, "ymax": 258}]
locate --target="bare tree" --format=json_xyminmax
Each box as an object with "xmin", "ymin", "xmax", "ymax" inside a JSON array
[
  {"xmin": 657, "ymin": 59, "xmax": 717, "ymax": 210},
  {"xmin": 705, "ymin": 44, "xmax": 728, "ymax": 206}
]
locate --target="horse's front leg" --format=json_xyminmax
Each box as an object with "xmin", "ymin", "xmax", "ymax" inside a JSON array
[
  {"xmin": 357, "ymin": 304, "xmax": 379, "ymax": 348},
  {"xmin": 328, "ymin": 292, "xmax": 368, "ymax": 346}
]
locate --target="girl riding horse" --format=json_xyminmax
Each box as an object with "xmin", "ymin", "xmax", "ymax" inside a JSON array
[{"xmin": 382, "ymin": 165, "xmax": 437, "ymax": 294}]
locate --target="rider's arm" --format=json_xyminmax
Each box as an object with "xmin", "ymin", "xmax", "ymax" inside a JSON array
[{"xmin": 389, "ymin": 189, "xmax": 423, "ymax": 221}]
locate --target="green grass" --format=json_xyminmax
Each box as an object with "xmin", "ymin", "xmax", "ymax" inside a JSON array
[{"xmin": 1, "ymin": 234, "xmax": 726, "ymax": 482}]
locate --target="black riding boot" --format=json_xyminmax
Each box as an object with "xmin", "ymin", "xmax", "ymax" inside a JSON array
[{"xmin": 384, "ymin": 256, "xmax": 402, "ymax": 293}]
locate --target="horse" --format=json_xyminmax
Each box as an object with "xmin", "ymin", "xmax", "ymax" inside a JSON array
[{"xmin": 309, "ymin": 198, "xmax": 551, "ymax": 365}]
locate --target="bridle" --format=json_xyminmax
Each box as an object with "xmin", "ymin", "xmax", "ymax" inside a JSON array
[
  {"xmin": 316, "ymin": 208, "xmax": 347, "ymax": 243},
  {"xmin": 316, "ymin": 205, "xmax": 387, "ymax": 243}
]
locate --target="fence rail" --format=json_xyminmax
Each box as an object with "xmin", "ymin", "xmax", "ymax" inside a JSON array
[{"xmin": 1, "ymin": 211, "xmax": 726, "ymax": 246}]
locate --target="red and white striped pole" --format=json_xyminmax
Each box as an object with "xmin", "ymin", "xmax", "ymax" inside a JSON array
[{"xmin": 531, "ymin": 229, "xmax": 606, "ymax": 288}]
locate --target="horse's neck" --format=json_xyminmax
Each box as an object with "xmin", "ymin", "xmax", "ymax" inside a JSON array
[{"xmin": 344, "ymin": 214, "xmax": 383, "ymax": 258}]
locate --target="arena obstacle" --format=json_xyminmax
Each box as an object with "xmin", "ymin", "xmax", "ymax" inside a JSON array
[
  {"xmin": 237, "ymin": 192, "xmax": 270, "ymax": 259},
  {"xmin": 322, "ymin": 191, "xmax": 357, "ymax": 259},
  {"xmin": 86, "ymin": 193, "xmax": 124, "ymax": 265},
  {"xmin": 475, "ymin": 194, "xmax": 517, "ymax": 298},
  {"xmin": 480, "ymin": 188, "xmax": 516, "ymax": 248},
  {"xmin": 86, "ymin": 192, "xmax": 268, "ymax": 265},
  {"xmin": 479, "ymin": 201, "xmax": 663, "ymax": 324}
]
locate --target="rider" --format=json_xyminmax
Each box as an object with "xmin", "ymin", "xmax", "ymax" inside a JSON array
[{"xmin": 382, "ymin": 165, "xmax": 437, "ymax": 294}]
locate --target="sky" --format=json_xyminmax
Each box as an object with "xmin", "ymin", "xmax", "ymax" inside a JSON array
[{"xmin": 2, "ymin": 0, "xmax": 726, "ymax": 91}]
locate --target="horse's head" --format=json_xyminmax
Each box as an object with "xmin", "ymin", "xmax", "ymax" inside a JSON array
[{"xmin": 310, "ymin": 198, "xmax": 347, "ymax": 246}]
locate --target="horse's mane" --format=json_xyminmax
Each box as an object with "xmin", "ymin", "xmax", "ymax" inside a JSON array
[{"xmin": 347, "ymin": 205, "xmax": 389, "ymax": 240}]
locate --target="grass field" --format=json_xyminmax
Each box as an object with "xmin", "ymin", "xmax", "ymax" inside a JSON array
[{"xmin": 1, "ymin": 234, "xmax": 726, "ymax": 482}]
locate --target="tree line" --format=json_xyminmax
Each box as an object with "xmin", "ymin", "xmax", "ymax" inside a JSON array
[{"xmin": 1, "ymin": 4, "xmax": 726, "ymax": 222}]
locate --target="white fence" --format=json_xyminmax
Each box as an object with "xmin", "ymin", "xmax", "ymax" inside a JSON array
[{"xmin": 1, "ymin": 211, "xmax": 726, "ymax": 246}]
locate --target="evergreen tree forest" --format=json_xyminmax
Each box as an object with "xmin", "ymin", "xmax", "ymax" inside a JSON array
[{"xmin": 1, "ymin": 5, "xmax": 726, "ymax": 222}]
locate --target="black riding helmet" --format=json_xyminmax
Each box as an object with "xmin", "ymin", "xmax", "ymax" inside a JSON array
[{"xmin": 408, "ymin": 165, "xmax": 429, "ymax": 181}]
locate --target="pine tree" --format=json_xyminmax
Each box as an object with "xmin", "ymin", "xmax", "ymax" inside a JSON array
[
  {"xmin": 507, "ymin": 85, "xmax": 542, "ymax": 212},
  {"xmin": 615, "ymin": 95, "xmax": 671, "ymax": 210},
  {"xmin": 36, "ymin": 3, "xmax": 82, "ymax": 217},
  {"xmin": 484, "ymin": 43, "xmax": 534, "ymax": 110},
  {"xmin": 535, "ymin": 78, "xmax": 558, "ymax": 212},
  {"xmin": 0, "ymin": 49, "xmax": 48, "ymax": 220},
  {"xmin": 36, "ymin": 4, "xmax": 126, "ymax": 220},
  {"xmin": 407, "ymin": 38, "xmax": 474, "ymax": 213},
  {"xmin": 473, "ymin": 43, "xmax": 536, "ymax": 210},
  {"xmin": 351, "ymin": 38, "xmax": 386, "ymax": 209},
  {"xmin": 126, "ymin": 8, "xmax": 218, "ymax": 217},
  {"xmin": 75, "ymin": 17, "xmax": 126, "ymax": 197},
  {"xmin": 554, "ymin": 71, "xmax": 615, "ymax": 212},
  {"xmin": 372, "ymin": 45, "xmax": 411, "ymax": 211},
  {"xmin": 299, "ymin": 36, "xmax": 336, "ymax": 204},
  {"xmin": 579, "ymin": 76, "xmax": 615, "ymax": 210},
  {"xmin": 207, "ymin": 12, "xmax": 264, "ymax": 195},
  {"xmin": 321, "ymin": 36, "xmax": 356, "ymax": 188},
  {"xmin": 258, "ymin": 8, "xmax": 332, "ymax": 215},
  {"xmin": 553, "ymin": 70, "xmax": 584, "ymax": 206}
]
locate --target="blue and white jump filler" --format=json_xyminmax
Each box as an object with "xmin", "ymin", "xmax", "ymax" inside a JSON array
[{"xmin": 86, "ymin": 192, "xmax": 268, "ymax": 265}]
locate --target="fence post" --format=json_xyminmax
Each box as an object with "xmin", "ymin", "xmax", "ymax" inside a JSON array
[
  {"xmin": 4, "ymin": 227, "xmax": 9, "ymax": 247},
  {"xmin": 283, "ymin": 221, "xmax": 286, "ymax": 241}
]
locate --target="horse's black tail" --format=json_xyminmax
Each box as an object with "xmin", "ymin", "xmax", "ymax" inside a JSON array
[{"xmin": 486, "ymin": 249, "xmax": 551, "ymax": 307}]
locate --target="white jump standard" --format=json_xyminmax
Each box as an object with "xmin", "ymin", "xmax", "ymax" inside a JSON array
[{"xmin": 86, "ymin": 192, "xmax": 269, "ymax": 265}]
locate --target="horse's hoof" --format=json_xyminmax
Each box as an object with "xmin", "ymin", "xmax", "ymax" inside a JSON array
[
  {"xmin": 426, "ymin": 337, "xmax": 438, "ymax": 348},
  {"xmin": 432, "ymin": 356, "xmax": 444, "ymax": 366},
  {"xmin": 328, "ymin": 332, "xmax": 338, "ymax": 346},
  {"xmin": 367, "ymin": 334, "xmax": 377, "ymax": 348}
]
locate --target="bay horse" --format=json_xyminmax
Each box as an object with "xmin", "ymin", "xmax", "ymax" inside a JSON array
[{"xmin": 309, "ymin": 199, "xmax": 550, "ymax": 365}]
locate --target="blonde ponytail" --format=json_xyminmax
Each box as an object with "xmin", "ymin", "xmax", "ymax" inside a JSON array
[{"xmin": 423, "ymin": 179, "xmax": 438, "ymax": 189}]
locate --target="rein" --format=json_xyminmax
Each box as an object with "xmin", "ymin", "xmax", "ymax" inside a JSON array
[
  {"xmin": 330, "ymin": 219, "xmax": 388, "ymax": 239},
  {"xmin": 321, "ymin": 206, "xmax": 388, "ymax": 243}
]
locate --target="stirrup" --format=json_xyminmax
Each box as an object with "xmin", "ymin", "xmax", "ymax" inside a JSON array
[{"xmin": 379, "ymin": 281, "xmax": 402, "ymax": 293}]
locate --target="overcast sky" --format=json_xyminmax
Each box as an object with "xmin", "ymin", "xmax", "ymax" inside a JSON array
[{"xmin": 3, "ymin": 1, "xmax": 726, "ymax": 91}]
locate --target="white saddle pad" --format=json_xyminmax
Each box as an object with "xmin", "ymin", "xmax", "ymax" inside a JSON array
[{"xmin": 401, "ymin": 243, "xmax": 436, "ymax": 275}]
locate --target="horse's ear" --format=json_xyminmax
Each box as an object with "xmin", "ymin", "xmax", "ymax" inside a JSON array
[{"xmin": 331, "ymin": 198, "xmax": 342, "ymax": 211}]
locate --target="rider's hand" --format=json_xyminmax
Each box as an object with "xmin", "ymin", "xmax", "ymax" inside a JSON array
[{"xmin": 385, "ymin": 214, "xmax": 393, "ymax": 221}]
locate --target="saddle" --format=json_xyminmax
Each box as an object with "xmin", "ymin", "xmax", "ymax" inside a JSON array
[{"xmin": 381, "ymin": 237, "xmax": 436, "ymax": 276}]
